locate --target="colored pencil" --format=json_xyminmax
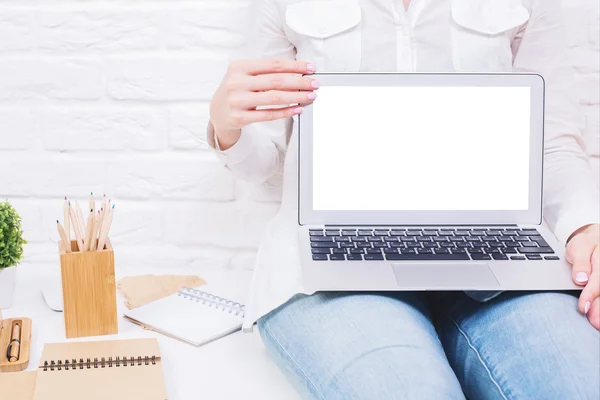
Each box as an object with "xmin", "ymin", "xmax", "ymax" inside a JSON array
[
  {"xmin": 84, "ymin": 208, "xmax": 94, "ymax": 252},
  {"xmin": 75, "ymin": 200, "xmax": 85, "ymax": 240},
  {"xmin": 57, "ymin": 220, "xmax": 71, "ymax": 253},
  {"xmin": 101, "ymin": 194, "xmax": 107, "ymax": 217},
  {"xmin": 63, "ymin": 196, "xmax": 71, "ymax": 246},
  {"xmin": 95, "ymin": 208, "xmax": 102, "ymax": 249},
  {"xmin": 91, "ymin": 210, "xmax": 101, "ymax": 251},
  {"xmin": 61, "ymin": 194, "xmax": 115, "ymax": 252},
  {"xmin": 97, "ymin": 204, "xmax": 114, "ymax": 251},
  {"xmin": 100, "ymin": 198, "xmax": 112, "ymax": 241},
  {"xmin": 69, "ymin": 203, "xmax": 84, "ymax": 252},
  {"xmin": 89, "ymin": 192, "xmax": 94, "ymax": 213}
]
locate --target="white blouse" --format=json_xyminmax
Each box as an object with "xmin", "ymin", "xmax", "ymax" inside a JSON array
[{"xmin": 207, "ymin": 0, "xmax": 600, "ymax": 331}]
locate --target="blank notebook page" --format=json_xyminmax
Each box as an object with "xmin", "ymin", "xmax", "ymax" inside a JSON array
[{"xmin": 124, "ymin": 285, "xmax": 245, "ymax": 347}]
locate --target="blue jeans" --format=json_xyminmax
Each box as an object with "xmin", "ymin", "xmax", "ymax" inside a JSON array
[{"xmin": 258, "ymin": 291, "xmax": 600, "ymax": 400}]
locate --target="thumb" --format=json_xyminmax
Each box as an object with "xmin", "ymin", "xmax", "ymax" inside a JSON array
[
  {"xmin": 567, "ymin": 236, "xmax": 595, "ymax": 286},
  {"xmin": 578, "ymin": 246, "xmax": 599, "ymax": 314},
  {"xmin": 586, "ymin": 297, "xmax": 600, "ymax": 331}
]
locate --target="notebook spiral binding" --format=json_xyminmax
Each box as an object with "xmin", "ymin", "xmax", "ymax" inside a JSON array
[
  {"xmin": 42, "ymin": 356, "xmax": 158, "ymax": 371},
  {"xmin": 178, "ymin": 287, "xmax": 245, "ymax": 317}
]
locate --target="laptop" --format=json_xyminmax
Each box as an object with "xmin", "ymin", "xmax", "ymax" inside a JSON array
[{"xmin": 297, "ymin": 72, "xmax": 579, "ymax": 292}]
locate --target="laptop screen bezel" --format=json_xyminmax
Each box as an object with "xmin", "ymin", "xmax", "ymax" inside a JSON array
[{"xmin": 298, "ymin": 72, "xmax": 545, "ymax": 226}]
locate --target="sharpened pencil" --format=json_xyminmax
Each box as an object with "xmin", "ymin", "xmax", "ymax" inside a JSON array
[
  {"xmin": 69, "ymin": 202, "xmax": 84, "ymax": 252},
  {"xmin": 57, "ymin": 220, "xmax": 71, "ymax": 253},
  {"xmin": 75, "ymin": 200, "xmax": 85, "ymax": 240},
  {"xmin": 90, "ymin": 192, "xmax": 96, "ymax": 213},
  {"xmin": 97, "ymin": 204, "xmax": 114, "ymax": 251},
  {"xmin": 64, "ymin": 196, "xmax": 71, "ymax": 246},
  {"xmin": 100, "ymin": 199, "xmax": 112, "ymax": 242},
  {"xmin": 101, "ymin": 194, "xmax": 107, "ymax": 217},
  {"xmin": 91, "ymin": 210, "xmax": 101, "ymax": 251},
  {"xmin": 84, "ymin": 208, "xmax": 94, "ymax": 252}
]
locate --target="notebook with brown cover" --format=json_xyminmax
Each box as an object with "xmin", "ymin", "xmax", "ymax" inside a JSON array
[
  {"xmin": 0, "ymin": 338, "xmax": 168, "ymax": 400},
  {"xmin": 0, "ymin": 370, "xmax": 37, "ymax": 400}
]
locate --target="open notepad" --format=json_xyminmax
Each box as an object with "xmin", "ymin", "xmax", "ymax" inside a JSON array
[{"xmin": 123, "ymin": 285, "xmax": 245, "ymax": 347}]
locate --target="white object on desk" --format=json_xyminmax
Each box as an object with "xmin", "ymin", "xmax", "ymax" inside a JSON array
[
  {"xmin": 0, "ymin": 266, "xmax": 17, "ymax": 309},
  {"xmin": 41, "ymin": 272, "xmax": 63, "ymax": 312},
  {"xmin": 124, "ymin": 285, "xmax": 244, "ymax": 347}
]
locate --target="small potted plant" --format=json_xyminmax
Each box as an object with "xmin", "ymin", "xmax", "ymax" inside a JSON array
[{"xmin": 0, "ymin": 201, "xmax": 26, "ymax": 309}]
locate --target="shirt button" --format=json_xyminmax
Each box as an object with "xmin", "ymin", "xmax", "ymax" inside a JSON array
[{"xmin": 402, "ymin": 27, "xmax": 409, "ymax": 35}]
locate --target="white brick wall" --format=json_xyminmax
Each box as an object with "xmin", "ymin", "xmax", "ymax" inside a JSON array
[
  {"xmin": 0, "ymin": 1, "xmax": 598, "ymax": 275},
  {"xmin": 0, "ymin": 0, "xmax": 259, "ymax": 275}
]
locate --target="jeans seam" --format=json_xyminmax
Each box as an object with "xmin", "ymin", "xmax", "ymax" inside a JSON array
[
  {"xmin": 261, "ymin": 321, "xmax": 326, "ymax": 400},
  {"xmin": 327, "ymin": 344, "xmax": 418, "ymax": 394},
  {"xmin": 450, "ymin": 316, "xmax": 510, "ymax": 400}
]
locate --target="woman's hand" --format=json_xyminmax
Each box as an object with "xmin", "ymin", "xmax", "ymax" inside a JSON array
[
  {"xmin": 209, "ymin": 58, "xmax": 319, "ymax": 150},
  {"xmin": 567, "ymin": 223, "xmax": 600, "ymax": 329}
]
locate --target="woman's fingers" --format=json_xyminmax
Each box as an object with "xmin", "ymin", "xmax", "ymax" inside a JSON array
[
  {"xmin": 229, "ymin": 90, "xmax": 317, "ymax": 109},
  {"xmin": 579, "ymin": 268, "xmax": 599, "ymax": 315},
  {"xmin": 587, "ymin": 297, "xmax": 600, "ymax": 331},
  {"xmin": 211, "ymin": 58, "xmax": 317, "ymax": 135},
  {"xmin": 239, "ymin": 106, "xmax": 304, "ymax": 125},
  {"xmin": 567, "ymin": 235, "xmax": 595, "ymax": 286},
  {"xmin": 246, "ymin": 73, "xmax": 320, "ymax": 92},
  {"xmin": 231, "ymin": 58, "xmax": 316, "ymax": 76},
  {"xmin": 580, "ymin": 246, "xmax": 600, "ymax": 315}
]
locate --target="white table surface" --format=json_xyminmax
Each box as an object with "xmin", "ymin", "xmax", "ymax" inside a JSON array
[{"xmin": 2, "ymin": 264, "xmax": 301, "ymax": 400}]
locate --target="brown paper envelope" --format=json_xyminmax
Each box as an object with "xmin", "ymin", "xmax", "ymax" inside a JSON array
[{"xmin": 117, "ymin": 274, "xmax": 206, "ymax": 309}]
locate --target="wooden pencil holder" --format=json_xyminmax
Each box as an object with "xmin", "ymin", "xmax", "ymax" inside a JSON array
[
  {"xmin": 59, "ymin": 239, "xmax": 118, "ymax": 339},
  {"xmin": 0, "ymin": 317, "xmax": 32, "ymax": 372}
]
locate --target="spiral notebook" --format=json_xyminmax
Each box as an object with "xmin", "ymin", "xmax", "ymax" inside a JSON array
[
  {"xmin": 0, "ymin": 338, "xmax": 167, "ymax": 400},
  {"xmin": 34, "ymin": 338, "xmax": 167, "ymax": 400},
  {"xmin": 123, "ymin": 285, "xmax": 245, "ymax": 347}
]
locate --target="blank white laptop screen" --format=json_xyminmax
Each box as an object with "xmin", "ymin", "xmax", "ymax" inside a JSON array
[{"xmin": 312, "ymin": 86, "xmax": 531, "ymax": 211}]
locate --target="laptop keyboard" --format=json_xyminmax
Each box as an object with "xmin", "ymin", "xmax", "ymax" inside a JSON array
[{"xmin": 309, "ymin": 228, "xmax": 558, "ymax": 262}]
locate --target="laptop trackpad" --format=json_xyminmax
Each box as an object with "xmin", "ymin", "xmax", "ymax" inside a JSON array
[{"xmin": 391, "ymin": 262, "xmax": 500, "ymax": 290}]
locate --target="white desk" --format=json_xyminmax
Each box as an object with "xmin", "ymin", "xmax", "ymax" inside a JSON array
[{"xmin": 2, "ymin": 265, "xmax": 301, "ymax": 400}]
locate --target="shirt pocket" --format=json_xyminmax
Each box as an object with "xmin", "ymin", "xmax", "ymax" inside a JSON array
[
  {"xmin": 450, "ymin": 0, "xmax": 530, "ymax": 72},
  {"xmin": 285, "ymin": 0, "xmax": 362, "ymax": 72}
]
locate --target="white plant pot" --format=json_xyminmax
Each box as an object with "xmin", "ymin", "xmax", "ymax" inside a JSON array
[{"xmin": 0, "ymin": 266, "xmax": 17, "ymax": 309}]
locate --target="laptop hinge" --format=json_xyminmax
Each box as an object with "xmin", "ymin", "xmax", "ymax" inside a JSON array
[{"xmin": 323, "ymin": 224, "xmax": 520, "ymax": 227}]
